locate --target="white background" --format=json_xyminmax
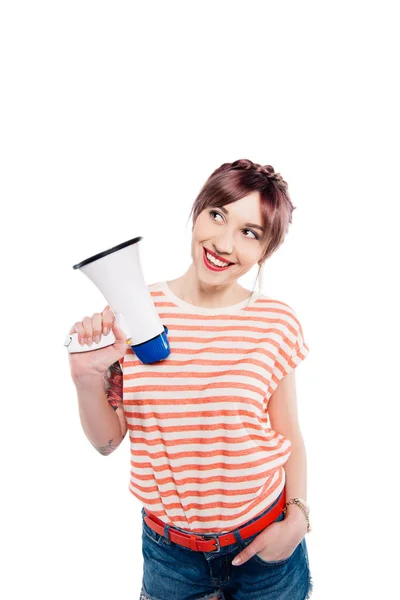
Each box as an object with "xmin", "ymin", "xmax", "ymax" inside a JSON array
[{"xmin": 1, "ymin": 2, "xmax": 399, "ymax": 599}]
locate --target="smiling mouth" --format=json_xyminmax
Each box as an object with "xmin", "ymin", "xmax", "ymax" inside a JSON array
[{"xmin": 203, "ymin": 247, "xmax": 235, "ymax": 268}]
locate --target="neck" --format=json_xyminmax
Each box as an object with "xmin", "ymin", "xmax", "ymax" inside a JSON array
[{"xmin": 167, "ymin": 265, "xmax": 252, "ymax": 309}]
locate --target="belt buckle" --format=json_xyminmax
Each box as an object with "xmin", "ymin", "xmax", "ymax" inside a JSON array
[{"xmin": 203, "ymin": 534, "xmax": 220, "ymax": 553}]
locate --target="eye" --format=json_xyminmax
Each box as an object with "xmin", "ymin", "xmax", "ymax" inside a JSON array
[
  {"xmin": 209, "ymin": 209, "xmax": 223, "ymax": 222},
  {"xmin": 209, "ymin": 210, "xmax": 260, "ymax": 240},
  {"xmin": 242, "ymin": 228, "xmax": 259, "ymax": 240}
]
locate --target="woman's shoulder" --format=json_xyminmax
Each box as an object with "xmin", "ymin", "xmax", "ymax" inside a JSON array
[
  {"xmin": 256, "ymin": 291, "xmax": 297, "ymax": 312},
  {"xmin": 255, "ymin": 292, "xmax": 305, "ymax": 328}
]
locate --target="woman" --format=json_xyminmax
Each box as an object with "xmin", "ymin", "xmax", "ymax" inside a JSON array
[{"xmin": 69, "ymin": 158, "xmax": 313, "ymax": 600}]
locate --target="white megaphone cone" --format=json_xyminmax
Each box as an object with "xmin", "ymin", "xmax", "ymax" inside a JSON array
[{"xmin": 64, "ymin": 236, "xmax": 170, "ymax": 364}]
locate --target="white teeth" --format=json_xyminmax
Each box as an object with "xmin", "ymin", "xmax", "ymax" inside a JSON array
[{"xmin": 206, "ymin": 250, "xmax": 230, "ymax": 267}]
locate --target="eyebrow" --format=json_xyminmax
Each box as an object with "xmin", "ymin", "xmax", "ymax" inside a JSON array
[{"xmin": 216, "ymin": 206, "xmax": 265, "ymax": 232}]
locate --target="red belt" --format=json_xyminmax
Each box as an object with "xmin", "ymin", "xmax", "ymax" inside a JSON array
[{"xmin": 143, "ymin": 488, "xmax": 286, "ymax": 553}]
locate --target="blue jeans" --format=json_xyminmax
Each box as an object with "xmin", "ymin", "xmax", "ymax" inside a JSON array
[{"xmin": 140, "ymin": 491, "xmax": 313, "ymax": 600}]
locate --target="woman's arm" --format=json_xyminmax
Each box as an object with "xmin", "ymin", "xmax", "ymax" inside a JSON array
[
  {"xmin": 74, "ymin": 372, "xmax": 125, "ymax": 456},
  {"xmin": 267, "ymin": 371, "xmax": 309, "ymax": 536},
  {"xmin": 282, "ymin": 435, "xmax": 308, "ymax": 535}
]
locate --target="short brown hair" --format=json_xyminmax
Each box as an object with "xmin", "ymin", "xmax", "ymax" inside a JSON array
[{"xmin": 188, "ymin": 158, "xmax": 296, "ymax": 266}]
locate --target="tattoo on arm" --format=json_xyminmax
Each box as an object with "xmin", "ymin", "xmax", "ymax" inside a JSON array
[
  {"xmin": 92, "ymin": 362, "xmax": 126, "ymax": 455},
  {"xmin": 93, "ymin": 438, "xmax": 120, "ymax": 456},
  {"xmin": 104, "ymin": 361, "xmax": 124, "ymax": 410}
]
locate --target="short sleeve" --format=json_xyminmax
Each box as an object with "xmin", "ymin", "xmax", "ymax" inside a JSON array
[
  {"xmin": 104, "ymin": 359, "xmax": 123, "ymax": 410},
  {"xmin": 271, "ymin": 311, "xmax": 310, "ymax": 385}
]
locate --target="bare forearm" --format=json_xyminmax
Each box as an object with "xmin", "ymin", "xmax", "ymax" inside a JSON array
[
  {"xmin": 73, "ymin": 373, "xmax": 124, "ymax": 456},
  {"xmin": 283, "ymin": 434, "xmax": 308, "ymax": 529}
]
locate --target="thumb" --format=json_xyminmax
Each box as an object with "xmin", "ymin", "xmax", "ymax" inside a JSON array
[
  {"xmin": 112, "ymin": 318, "xmax": 127, "ymax": 341},
  {"xmin": 232, "ymin": 544, "xmax": 254, "ymax": 566}
]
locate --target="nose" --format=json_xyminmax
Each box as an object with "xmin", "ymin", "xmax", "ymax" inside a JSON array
[{"xmin": 213, "ymin": 234, "xmax": 234, "ymax": 258}]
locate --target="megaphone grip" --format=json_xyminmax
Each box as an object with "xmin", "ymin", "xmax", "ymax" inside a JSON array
[{"xmin": 64, "ymin": 331, "xmax": 116, "ymax": 353}]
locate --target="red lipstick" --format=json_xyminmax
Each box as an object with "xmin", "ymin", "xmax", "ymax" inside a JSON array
[{"xmin": 203, "ymin": 247, "xmax": 234, "ymax": 271}]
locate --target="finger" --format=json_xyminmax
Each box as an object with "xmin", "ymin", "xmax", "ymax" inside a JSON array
[
  {"xmin": 91, "ymin": 313, "xmax": 102, "ymax": 343},
  {"xmin": 111, "ymin": 318, "xmax": 123, "ymax": 336},
  {"xmin": 232, "ymin": 535, "xmax": 268, "ymax": 566},
  {"xmin": 112, "ymin": 319, "xmax": 127, "ymax": 341},
  {"xmin": 231, "ymin": 521, "xmax": 285, "ymax": 566},
  {"xmin": 69, "ymin": 322, "xmax": 85, "ymax": 345},
  {"xmin": 232, "ymin": 547, "xmax": 253, "ymax": 566},
  {"xmin": 102, "ymin": 305, "xmax": 112, "ymax": 314},
  {"xmin": 81, "ymin": 316, "xmax": 93, "ymax": 345},
  {"xmin": 68, "ymin": 322, "xmax": 83, "ymax": 336},
  {"xmin": 102, "ymin": 309, "xmax": 115, "ymax": 335}
]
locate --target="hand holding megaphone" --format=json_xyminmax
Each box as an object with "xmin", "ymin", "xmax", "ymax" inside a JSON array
[
  {"xmin": 65, "ymin": 236, "xmax": 170, "ymax": 365},
  {"xmin": 68, "ymin": 305, "xmax": 129, "ymax": 379}
]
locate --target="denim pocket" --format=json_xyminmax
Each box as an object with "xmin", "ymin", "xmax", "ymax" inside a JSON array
[
  {"xmin": 253, "ymin": 542, "xmax": 300, "ymax": 567},
  {"xmin": 141, "ymin": 508, "xmax": 171, "ymax": 548}
]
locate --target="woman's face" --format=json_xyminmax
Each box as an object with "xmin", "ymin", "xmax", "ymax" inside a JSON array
[{"xmin": 191, "ymin": 190, "xmax": 267, "ymax": 286}]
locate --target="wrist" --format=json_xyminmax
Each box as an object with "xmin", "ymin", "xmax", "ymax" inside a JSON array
[
  {"xmin": 284, "ymin": 504, "xmax": 308, "ymax": 531},
  {"xmin": 283, "ymin": 498, "xmax": 311, "ymax": 535},
  {"xmin": 283, "ymin": 514, "xmax": 308, "ymax": 544}
]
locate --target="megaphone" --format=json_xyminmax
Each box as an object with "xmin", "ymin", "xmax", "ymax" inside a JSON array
[{"xmin": 64, "ymin": 236, "xmax": 170, "ymax": 364}]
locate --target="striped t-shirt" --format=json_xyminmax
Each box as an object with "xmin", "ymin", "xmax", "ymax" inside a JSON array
[{"xmin": 105, "ymin": 280, "xmax": 309, "ymax": 535}]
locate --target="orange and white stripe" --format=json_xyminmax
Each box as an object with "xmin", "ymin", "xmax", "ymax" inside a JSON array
[{"xmin": 118, "ymin": 281, "xmax": 309, "ymax": 534}]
